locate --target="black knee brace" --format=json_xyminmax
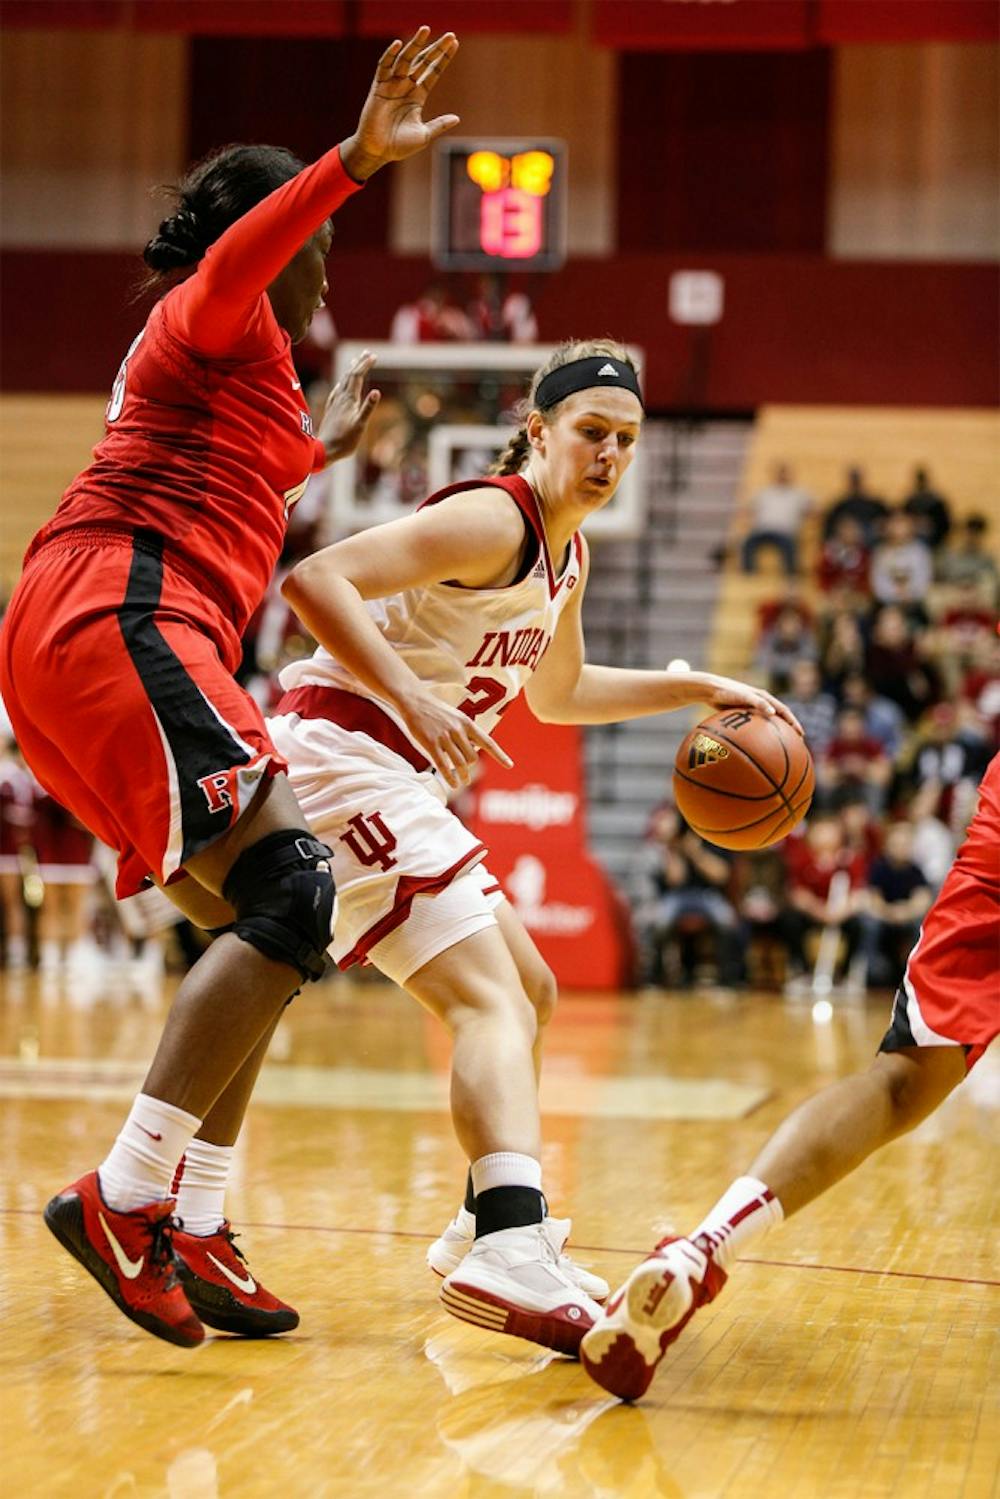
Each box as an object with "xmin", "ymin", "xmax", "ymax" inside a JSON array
[{"xmin": 222, "ymin": 830, "xmax": 336, "ymax": 983}]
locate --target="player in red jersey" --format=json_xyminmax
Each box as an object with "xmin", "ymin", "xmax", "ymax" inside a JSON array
[
  {"xmin": 582, "ymin": 752, "xmax": 999, "ymax": 1400},
  {"xmin": 0, "ymin": 28, "xmax": 462, "ymax": 1348}
]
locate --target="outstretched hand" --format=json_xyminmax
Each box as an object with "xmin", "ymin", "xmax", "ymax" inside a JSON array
[
  {"xmin": 318, "ymin": 351, "xmax": 381, "ymax": 464},
  {"xmin": 341, "ymin": 27, "xmax": 460, "ymax": 182}
]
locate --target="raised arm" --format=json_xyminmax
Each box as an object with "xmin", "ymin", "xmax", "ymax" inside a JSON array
[{"xmin": 171, "ymin": 28, "xmax": 460, "ymax": 356}]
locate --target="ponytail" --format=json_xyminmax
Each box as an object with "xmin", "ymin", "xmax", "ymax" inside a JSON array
[
  {"xmin": 143, "ymin": 208, "xmax": 206, "ymax": 273},
  {"xmin": 490, "ymin": 426, "xmax": 531, "ymax": 477},
  {"xmin": 137, "ymin": 142, "xmax": 305, "ymax": 291}
]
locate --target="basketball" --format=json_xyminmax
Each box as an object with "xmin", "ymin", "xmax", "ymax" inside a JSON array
[{"xmin": 673, "ymin": 708, "xmax": 814, "ymax": 850}]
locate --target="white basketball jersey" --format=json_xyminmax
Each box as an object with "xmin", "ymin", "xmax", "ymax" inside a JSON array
[{"xmin": 278, "ymin": 476, "xmax": 583, "ymax": 753}]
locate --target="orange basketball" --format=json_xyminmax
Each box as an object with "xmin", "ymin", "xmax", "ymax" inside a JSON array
[{"xmin": 673, "ymin": 708, "xmax": 814, "ymax": 850}]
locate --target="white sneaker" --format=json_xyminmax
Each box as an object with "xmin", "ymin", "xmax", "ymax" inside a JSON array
[
  {"xmin": 440, "ymin": 1223, "xmax": 603, "ymax": 1356},
  {"xmin": 580, "ymin": 1236, "xmax": 728, "ymax": 1401},
  {"xmin": 428, "ymin": 1209, "xmax": 608, "ymax": 1302}
]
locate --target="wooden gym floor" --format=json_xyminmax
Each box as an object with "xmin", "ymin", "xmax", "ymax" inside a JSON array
[{"xmin": 1, "ymin": 968, "xmax": 997, "ymax": 1498}]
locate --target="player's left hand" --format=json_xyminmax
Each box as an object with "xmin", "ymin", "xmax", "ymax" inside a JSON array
[
  {"xmin": 682, "ymin": 670, "xmax": 804, "ymax": 737},
  {"xmin": 319, "ymin": 351, "xmax": 381, "ymax": 464},
  {"xmin": 341, "ymin": 28, "xmax": 460, "ymax": 181}
]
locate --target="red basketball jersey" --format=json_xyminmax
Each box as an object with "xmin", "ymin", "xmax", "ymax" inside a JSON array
[{"xmin": 25, "ymin": 147, "xmax": 362, "ymax": 638}]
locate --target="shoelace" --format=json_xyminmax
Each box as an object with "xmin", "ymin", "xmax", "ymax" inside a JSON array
[
  {"xmin": 224, "ymin": 1229, "xmax": 251, "ymax": 1267},
  {"xmin": 536, "ymin": 1223, "xmax": 562, "ymax": 1267},
  {"xmin": 147, "ymin": 1212, "xmax": 182, "ymax": 1273}
]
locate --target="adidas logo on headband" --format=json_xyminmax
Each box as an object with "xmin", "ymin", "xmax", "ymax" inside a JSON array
[{"xmin": 534, "ymin": 355, "xmax": 644, "ymax": 411}]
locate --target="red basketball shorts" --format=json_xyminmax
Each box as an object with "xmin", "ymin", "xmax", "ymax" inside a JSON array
[
  {"xmin": 0, "ymin": 530, "xmax": 285, "ymax": 898},
  {"xmin": 880, "ymin": 755, "xmax": 999, "ymax": 1071}
]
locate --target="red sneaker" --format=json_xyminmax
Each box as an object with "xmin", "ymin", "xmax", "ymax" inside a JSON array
[
  {"xmin": 172, "ymin": 1221, "xmax": 299, "ymax": 1336},
  {"xmin": 43, "ymin": 1170, "xmax": 203, "ymax": 1348},
  {"xmin": 579, "ymin": 1236, "xmax": 727, "ymax": 1401}
]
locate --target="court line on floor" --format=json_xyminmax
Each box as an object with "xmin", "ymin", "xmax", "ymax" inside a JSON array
[{"xmin": 5, "ymin": 1207, "xmax": 996, "ymax": 1288}]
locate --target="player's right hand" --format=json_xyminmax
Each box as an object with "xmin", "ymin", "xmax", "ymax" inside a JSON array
[
  {"xmin": 399, "ymin": 689, "xmax": 513, "ymax": 790},
  {"xmin": 341, "ymin": 28, "xmax": 460, "ymax": 182}
]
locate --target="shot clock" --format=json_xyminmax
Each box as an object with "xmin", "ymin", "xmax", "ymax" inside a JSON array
[{"xmin": 432, "ymin": 138, "xmax": 568, "ymax": 272}]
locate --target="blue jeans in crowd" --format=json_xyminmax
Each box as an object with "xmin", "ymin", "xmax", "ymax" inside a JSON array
[
  {"xmin": 741, "ymin": 530, "xmax": 798, "ymax": 575},
  {"xmin": 646, "ymin": 888, "xmax": 744, "ymax": 987}
]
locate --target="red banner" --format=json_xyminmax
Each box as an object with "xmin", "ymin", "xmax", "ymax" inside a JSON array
[
  {"xmin": 0, "ymin": 0, "xmax": 347, "ymax": 32},
  {"xmin": 467, "ymin": 699, "xmax": 632, "ymax": 991},
  {"xmin": 817, "ymin": 1, "xmax": 998, "ymax": 44},
  {"xmin": 592, "ymin": 0, "xmax": 997, "ymax": 49},
  {"xmin": 357, "ymin": 1, "xmax": 573, "ymax": 37},
  {"xmin": 593, "ymin": 0, "xmax": 811, "ymax": 51}
]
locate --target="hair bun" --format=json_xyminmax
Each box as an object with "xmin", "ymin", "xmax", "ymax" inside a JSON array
[{"xmin": 142, "ymin": 207, "xmax": 205, "ymax": 272}]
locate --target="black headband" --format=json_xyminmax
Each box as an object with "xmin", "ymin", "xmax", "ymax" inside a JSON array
[{"xmin": 534, "ymin": 355, "xmax": 644, "ymax": 412}]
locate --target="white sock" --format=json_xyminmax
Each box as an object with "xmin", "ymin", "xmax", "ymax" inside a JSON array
[
  {"xmin": 98, "ymin": 1093, "xmax": 202, "ymax": 1212},
  {"xmin": 174, "ymin": 1138, "xmax": 234, "ymax": 1237},
  {"xmin": 691, "ymin": 1175, "xmax": 784, "ymax": 1273},
  {"xmin": 471, "ymin": 1152, "xmax": 543, "ymax": 1196}
]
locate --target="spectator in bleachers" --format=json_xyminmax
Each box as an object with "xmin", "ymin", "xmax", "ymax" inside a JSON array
[
  {"xmin": 896, "ymin": 701, "xmax": 991, "ymax": 829},
  {"xmin": 778, "ymin": 812, "xmax": 865, "ymax": 984},
  {"xmin": 960, "ymin": 634, "xmax": 1000, "ymax": 750},
  {"xmin": 783, "ymin": 659, "xmax": 838, "ymax": 758},
  {"xmin": 32, "ymin": 790, "xmax": 99, "ymax": 975},
  {"xmin": 870, "ymin": 510, "xmax": 933, "ymax": 609},
  {"xmin": 733, "ymin": 846, "xmax": 787, "ymax": 987},
  {"xmin": 858, "ymin": 820, "xmax": 933, "ymax": 987},
  {"xmin": 908, "ymin": 803, "xmax": 959, "ymax": 892},
  {"xmin": 822, "ymin": 466, "xmax": 889, "ymax": 548},
  {"xmin": 817, "ymin": 513, "xmax": 871, "ymax": 599},
  {"xmin": 865, "ymin": 605, "xmax": 942, "ymax": 722},
  {"xmin": 754, "ymin": 605, "xmax": 818, "ymax": 694},
  {"xmin": 637, "ymin": 804, "xmax": 744, "ymax": 991},
  {"xmin": 734, "ymin": 847, "xmax": 786, "ymax": 933},
  {"xmin": 819, "ymin": 706, "xmax": 892, "ymax": 812},
  {"xmin": 839, "ymin": 670, "xmax": 906, "ymax": 759},
  {"xmin": 901, "ymin": 466, "xmax": 952, "ymax": 551},
  {"xmin": 0, "ymin": 738, "xmax": 36, "ymax": 969},
  {"xmin": 466, "ymin": 274, "xmax": 539, "ymax": 343},
  {"xmin": 835, "ymin": 789, "xmax": 882, "ymax": 872},
  {"xmin": 756, "ymin": 589, "xmax": 814, "ymax": 637},
  {"xmin": 818, "ymin": 608, "xmax": 868, "ymax": 697},
  {"xmin": 390, "ymin": 281, "xmax": 474, "ymax": 343},
  {"xmin": 740, "ymin": 462, "xmax": 814, "ymax": 576},
  {"xmin": 928, "ymin": 575, "xmax": 997, "ymax": 695},
  {"xmin": 935, "ymin": 513, "xmax": 999, "ymax": 603}
]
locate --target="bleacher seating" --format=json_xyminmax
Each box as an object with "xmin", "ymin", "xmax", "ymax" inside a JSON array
[{"xmin": 710, "ymin": 405, "xmax": 1000, "ymax": 678}]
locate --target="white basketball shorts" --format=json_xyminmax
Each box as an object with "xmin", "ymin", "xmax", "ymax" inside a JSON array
[{"xmin": 268, "ymin": 712, "xmax": 503, "ymax": 986}]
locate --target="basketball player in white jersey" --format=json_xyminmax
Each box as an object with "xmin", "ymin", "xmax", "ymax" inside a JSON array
[{"xmin": 176, "ymin": 340, "xmax": 800, "ymax": 1355}]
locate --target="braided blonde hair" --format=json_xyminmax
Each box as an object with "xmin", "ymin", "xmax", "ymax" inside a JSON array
[{"xmin": 490, "ymin": 338, "xmax": 635, "ymax": 477}]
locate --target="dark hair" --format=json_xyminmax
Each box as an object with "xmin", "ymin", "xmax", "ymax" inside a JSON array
[
  {"xmin": 490, "ymin": 338, "xmax": 637, "ymax": 477},
  {"xmin": 142, "ymin": 143, "xmax": 306, "ymax": 278}
]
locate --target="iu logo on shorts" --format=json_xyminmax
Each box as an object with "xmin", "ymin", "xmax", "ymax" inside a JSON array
[{"xmin": 340, "ymin": 812, "xmax": 398, "ymax": 873}]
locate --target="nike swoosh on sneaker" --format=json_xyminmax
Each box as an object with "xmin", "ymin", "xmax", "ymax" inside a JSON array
[
  {"xmin": 207, "ymin": 1252, "xmax": 257, "ymax": 1294},
  {"xmin": 98, "ymin": 1211, "xmax": 144, "ymax": 1279}
]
